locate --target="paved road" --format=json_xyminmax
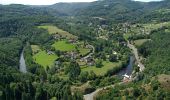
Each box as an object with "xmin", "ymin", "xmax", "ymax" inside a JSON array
[
  {"xmin": 127, "ymin": 41, "xmax": 145, "ymax": 72},
  {"xmin": 84, "ymin": 82, "xmax": 123, "ymax": 100}
]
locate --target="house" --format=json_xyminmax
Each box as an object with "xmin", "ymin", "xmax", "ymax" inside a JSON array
[
  {"xmin": 47, "ymin": 50, "xmax": 55, "ymax": 55},
  {"xmin": 68, "ymin": 38, "xmax": 77, "ymax": 44},
  {"xmin": 53, "ymin": 34, "xmax": 61, "ymax": 39},
  {"xmin": 86, "ymin": 57, "xmax": 95, "ymax": 66}
]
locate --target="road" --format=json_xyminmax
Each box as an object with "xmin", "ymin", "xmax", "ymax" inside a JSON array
[
  {"xmin": 84, "ymin": 82, "xmax": 123, "ymax": 100},
  {"xmin": 127, "ymin": 41, "xmax": 145, "ymax": 72},
  {"xmin": 81, "ymin": 44, "xmax": 95, "ymax": 60},
  {"xmin": 83, "ymin": 41, "xmax": 145, "ymax": 100}
]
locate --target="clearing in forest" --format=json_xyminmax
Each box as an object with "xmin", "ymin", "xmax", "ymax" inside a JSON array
[
  {"xmin": 31, "ymin": 45, "xmax": 41, "ymax": 54},
  {"xmin": 38, "ymin": 25, "xmax": 76, "ymax": 39},
  {"xmin": 134, "ymin": 39, "xmax": 150, "ymax": 47},
  {"xmin": 52, "ymin": 40, "xmax": 76, "ymax": 51},
  {"xmin": 78, "ymin": 48, "xmax": 91, "ymax": 56},
  {"xmin": 81, "ymin": 61, "xmax": 121, "ymax": 76},
  {"xmin": 33, "ymin": 50, "xmax": 58, "ymax": 68}
]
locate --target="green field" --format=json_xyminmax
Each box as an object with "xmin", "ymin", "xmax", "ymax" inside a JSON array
[
  {"xmin": 38, "ymin": 25, "xmax": 76, "ymax": 39},
  {"xmin": 78, "ymin": 48, "xmax": 91, "ymax": 56},
  {"xmin": 31, "ymin": 45, "xmax": 41, "ymax": 54},
  {"xmin": 81, "ymin": 61, "xmax": 121, "ymax": 75},
  {"xmin": 52, "ymin": 40, "xmax": 76, "ymax": 51},
  {"xmin": 134, "ymin": 39, "xmax": 150, "ymax": 47},
  {"xmin": 33, "ymin": 50, "xmax": 58, "ymax": 68},
  {"xmin": 142, "ymin": 22, "xmax": 170, "ymax": 33}
]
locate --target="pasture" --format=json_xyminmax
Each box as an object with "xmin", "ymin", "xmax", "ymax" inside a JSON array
[
  {"xmin": 33, "ymin": 50, "xmax": 58, "ymax": 68},
  {"xmin": 134, "ymin": 39, "xmax": 150, "ymax": 47},
  {"xmin": 78, "ymin": 48, "xmax": 91, "ymax": 56},
  {"xmin": 31, "ymin": 45, "xmax": 41, "ymax": 54},
  {"xmin": 38, "ymin": 25, "xmax": 76, "ymax": 39},
  {"xmin": 52, "ymin": 40, "xmax": 76, "ymax": 51},
  {"xmin": 81, "ymin": 61, "xmax": 121, "ymax": 76}
]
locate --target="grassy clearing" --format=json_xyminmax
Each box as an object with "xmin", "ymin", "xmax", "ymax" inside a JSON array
[
  {"xmin": 52, "ymin": 40, "xmax": 76, "ymax": 51},
  {"xmin": 38, "ymin": 25, "xmax": 76, "ymax": 39},
  {"xmin": 78, "ymin": 48, "xmax": 91, "ymax": 56},
  {"xmin": 158, "ymin": 74, "xmax": 170, "ymax": 91},
  {"xmin": 142, "ymin": 22, "xmax": 170, "ymax": 33},
  {"xmin": 134, "ymin": 39, "xmax": 149, "ymax": 47},
  {"xmin": 31, "ymin": 45, "xmax": 41, "ymax": 54},
  {"xmin": 81, "ymin": 61, "xmax": 121, "ymax": 76},
  {"xmin": 33, "ymin": 50, "xmax": 58, "ymax": 68}
]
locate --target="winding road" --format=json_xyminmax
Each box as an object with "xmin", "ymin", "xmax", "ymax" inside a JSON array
[{"xmin": 81, "ymin": 44, "xmax": 95, "ymax": 60}]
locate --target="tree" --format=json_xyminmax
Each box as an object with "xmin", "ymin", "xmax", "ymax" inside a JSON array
[
  {"xmin": 88, "ymin": 71, "xmax": 96, "ymax": 80},
  {"xmin": 96, "ymin": 59, "xmax": 103, "ymax": 68},
  {"xmin": 109, "ymin": 54, "xmax": 117, "ymax": 62},
  {"xmin": 67, "ymin": 61, "xmax": 81, "ymax": 80},
  {"xmin": 79, "ymin": 71, "xmax": 89, "ymax": 82}
]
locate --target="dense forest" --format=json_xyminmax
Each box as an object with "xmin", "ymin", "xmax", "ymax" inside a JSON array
[{"xmin": 0, "ymin": 0, "xmax": 170, "ymax": 100}]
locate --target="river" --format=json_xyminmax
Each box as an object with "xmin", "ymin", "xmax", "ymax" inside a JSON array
[
  {"xmin": 19, "ymin": 50, "xmax": 27, "ymax": 73},
  {"xmin": 116, "ymin": 56, "xmax": 135, "ymax": 76},
  {"xmin": 84, "ymin": 56, "xmax": 135, "ymax": 100}
]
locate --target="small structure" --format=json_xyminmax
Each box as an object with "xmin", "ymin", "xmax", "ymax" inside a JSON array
[
  {"xmin": 86, "ymin": 57, "xmax": 95, "ymax": 66},
  {"xmin": 53, "ymin": 34, "xmax": 61, "ymax": 39},
  {"xmin": 47, "ymin": 50, "xmax": 55, "ymax": 55},
  {"xmin": 123, "ymin": 73, "xmax": 131, "ymax": 82},
  {"xmin": 113, "ymin": 51, "xmax": 118, "ymax": 55},
  {"xmin": 68, "ymin": 38, "xmax": 77, "ymax": 44}
]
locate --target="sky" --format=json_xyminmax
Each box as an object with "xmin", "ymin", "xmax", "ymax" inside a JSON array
[{"xmin": 0, "ymin": 0, "xmax": 163, "ymax": 5}]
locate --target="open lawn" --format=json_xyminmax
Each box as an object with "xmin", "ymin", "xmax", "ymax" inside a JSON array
[
  {"xmin": 78, "ymin": 48, "xmax": 91, "ymax": 56},
  {"xmin": 33, "ymin": 50, "xmax": 58, "ymax": 68},
  {"xmin": 134, "ymin": 39, "xmax": 150, "ymax": 47},
  {"xmin": 31, "ymin": 45, "xmax": 41, "ymax": 54},
  {"xmin": 52, "ymin": 40, "xmax": 76, "ymax": 51},
  {"xmin": 81, "ymin": 61, "xmax": 121, "ymax": 76},
  {"xmin": 38, "ymin": 25, "xmax": 76, "ymax": 39}
]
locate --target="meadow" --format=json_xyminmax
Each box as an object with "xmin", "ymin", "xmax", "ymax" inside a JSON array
[
  {"xmin": 33, "ymin": 50, "xmax": 58, "ymax": 68},
  {"xmin": 31, "ymin": 45, "xmax": 41, "ymax": 54},
  {"xmin": 78, "ymin": 48, "xmax": 91, "ymax": 56},
  {"xmin": 134, "ymin": 39, "xmax": 150, "ymax": 47},
  {"xmin": 38, "ymin": 25, "xmax": 76, "ymax": 39},
  {"xmin": 52, "ymin": 40, "xmax": 76, "ymax": 51},
  {"xmin": 81, "ymin": 61, "xmax": 121, "ymax": 76}
]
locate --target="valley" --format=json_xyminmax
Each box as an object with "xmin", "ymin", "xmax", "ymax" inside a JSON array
[{"xmin": 0, "ymin": 0, "xmax": 170, "ymax": 100}]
